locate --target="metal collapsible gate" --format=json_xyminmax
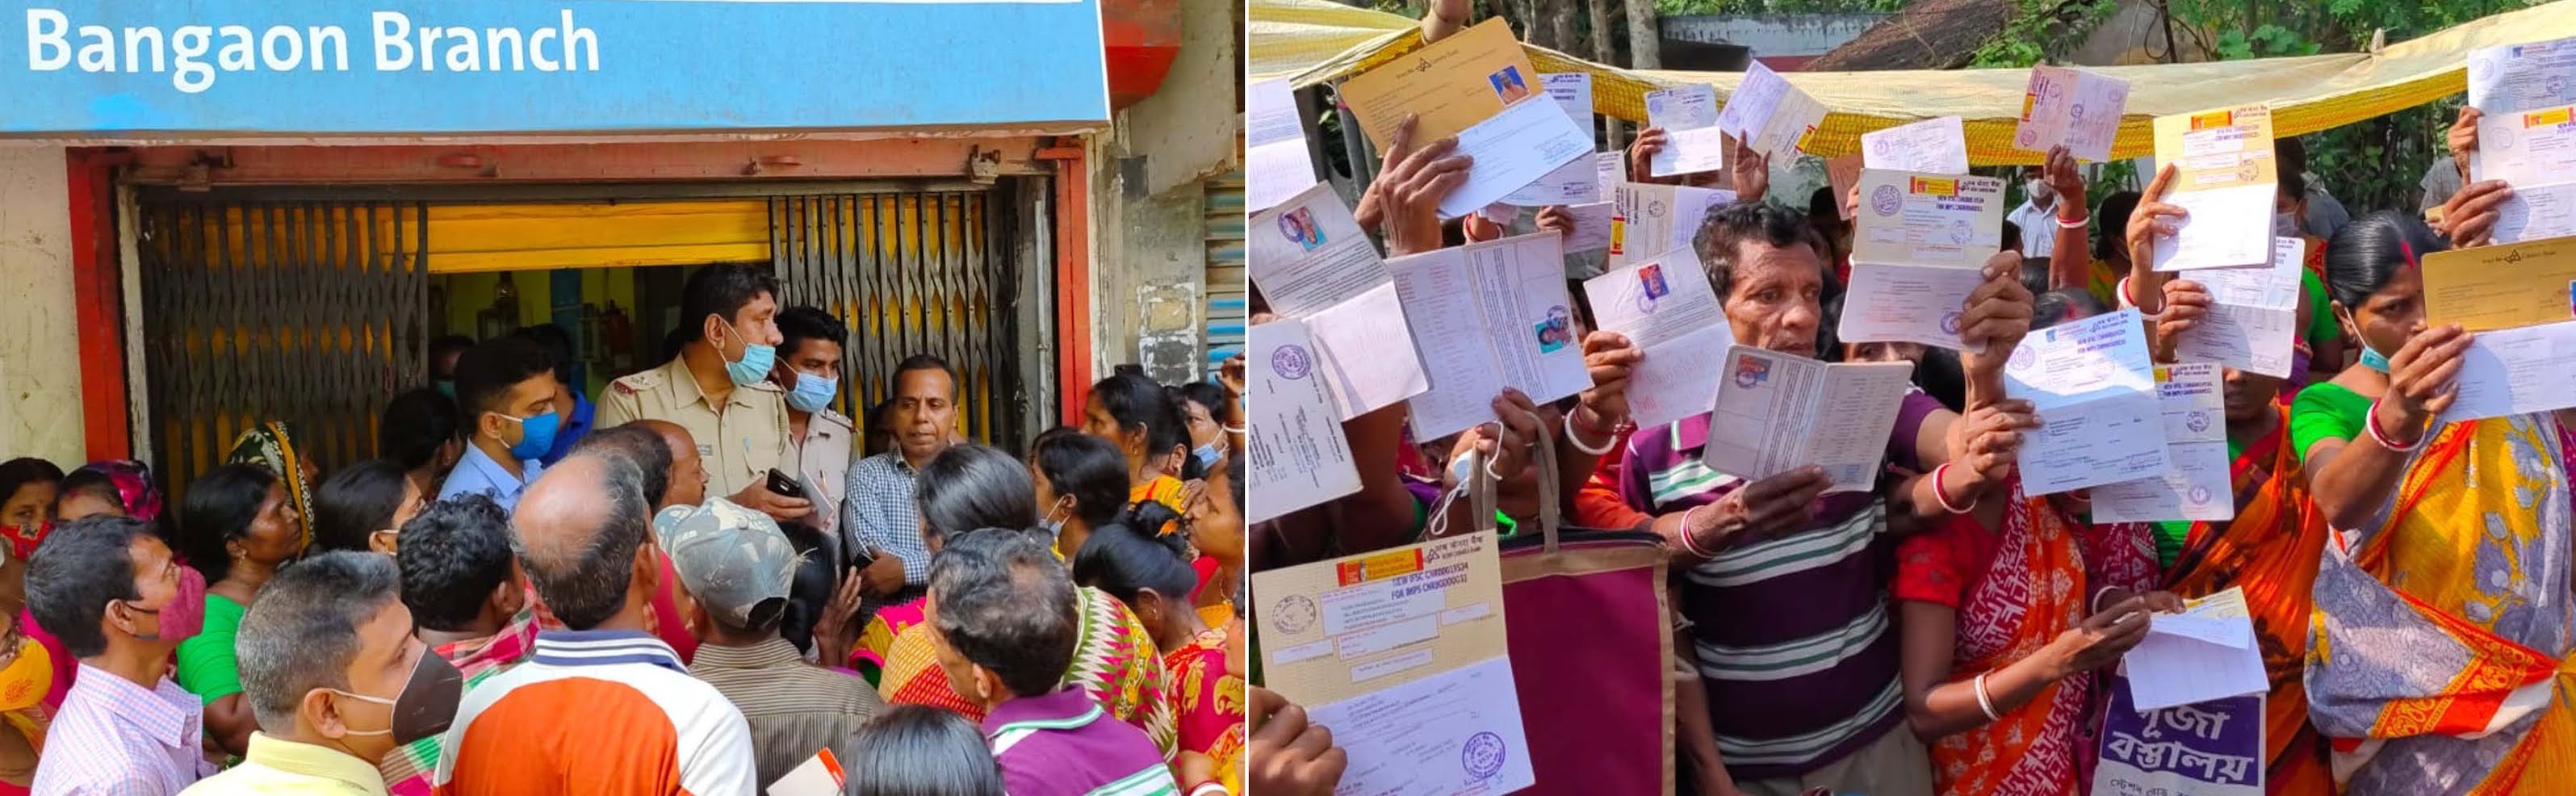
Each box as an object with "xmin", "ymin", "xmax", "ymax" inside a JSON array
[
  {"xmin": 769, "ymin": 190, "xmax": 1029, "ymax": 450},
  {"xmin": 135, "ymin": 196, "xmax": 432, "ymax": 496}
]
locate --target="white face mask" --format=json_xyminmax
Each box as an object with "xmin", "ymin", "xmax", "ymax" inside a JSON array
[
  {"xmin": 2025, "ymin": 178, "xmax": 2055, "ymax": 205},
  {"xmin": 2272, "ymin": 212, "xmax": 2302, "ymax": 237}
]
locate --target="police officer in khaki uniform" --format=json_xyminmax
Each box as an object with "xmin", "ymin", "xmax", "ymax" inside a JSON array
[
  {"xmin": 597, "ymin": 263, "xmax": 812, "ymax": 523},
  {"xmin": 772, "ymin": 306, "xmax": 860, "ymax": 564}
]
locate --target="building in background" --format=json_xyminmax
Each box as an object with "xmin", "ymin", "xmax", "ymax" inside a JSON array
[{"xmin": 0, "ymin": 0, "xmax": 1242, "ymax": 486}]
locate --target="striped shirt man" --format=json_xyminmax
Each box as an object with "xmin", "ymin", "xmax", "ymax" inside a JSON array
[
  {"xmin": 31, "ymin": 663, "xmax": 216, "ymax": 796},
  {"xmin": 1616, "ymin": 393, "xmax": 1941, "ymax": 781},
  {"xmin": 434, "ymin": 630, "xmax": 755, "ymax": 796},
  {"xmin": 985, "ymin": 688, "xmax": 1180, "ymax": 796},
  {"xmin": 689, "ymin": 638, "xmax": 882, "ymax": 787}
]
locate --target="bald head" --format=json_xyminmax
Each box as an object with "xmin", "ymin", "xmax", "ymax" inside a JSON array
[
  {"xmin": 513, "ymin": 453, "xmax": 652, "ymax": 630},
  {"xmin": 637, "ymin": 420, "xmax": 706, "ymax": 508}
]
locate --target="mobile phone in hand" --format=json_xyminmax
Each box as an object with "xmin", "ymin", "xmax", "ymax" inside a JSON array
[{"xmin": 767, "ymin": 469, "xmax": 807, "ymax": 500}]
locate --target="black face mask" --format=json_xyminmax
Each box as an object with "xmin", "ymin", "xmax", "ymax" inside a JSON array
[{"xmin": 333, "ymin": 651, "xmax": 465, "ymax": 745}]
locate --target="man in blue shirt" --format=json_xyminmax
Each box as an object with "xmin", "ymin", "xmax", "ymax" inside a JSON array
[
  {"xmin": 513, "ymin": 324, "xmax": 595, "ymax": 467},
  {"xmin": 438, "ymin": 336, "xmax": 561, "ymax": 511}
]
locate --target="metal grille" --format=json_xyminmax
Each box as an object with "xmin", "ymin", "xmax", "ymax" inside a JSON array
[
  {"xmin": 769, "ymin": 190, "xmax": 1027, "ymax": 450},
  {"xmin": 136, "ymin": 199, "xmax": 429, "ymax": 496}
]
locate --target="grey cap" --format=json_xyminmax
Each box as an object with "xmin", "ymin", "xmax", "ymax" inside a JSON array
[{"xmin": 651, "ymin": 497, "xmax": 799, "ymax": 628}]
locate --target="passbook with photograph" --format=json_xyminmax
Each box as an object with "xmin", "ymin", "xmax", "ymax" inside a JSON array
[
  {"xmin": 1701, "ymin": 346, "xmax": 1915, "ymax": 492},
  {"xmin": 1336, "ymin": 18, "xmax": 1589, "ymax": 218},
  {"xmin": 1247, "ymin": 183, "xmax": 1430, "ymax": 419},
  {"xmin": 1389, "ymin": 232, "xmax": 1594, "ymax": 440},
  {"xmin": 1581, "ymin": 247, "xmax": 1734, "ymax": 431}
]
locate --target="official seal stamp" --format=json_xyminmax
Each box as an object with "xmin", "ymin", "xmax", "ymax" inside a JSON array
[{"xmin": 1462, "ymin": 731, "xmax": 1507, "ymax": 779}]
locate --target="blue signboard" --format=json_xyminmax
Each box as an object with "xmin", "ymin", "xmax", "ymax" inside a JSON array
[{"xmin": 2, "ymin": 0, "xmax": 1108, "ymax": 135}]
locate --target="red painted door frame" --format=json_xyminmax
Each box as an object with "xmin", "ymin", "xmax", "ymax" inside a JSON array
[
  {"xmin": 67, "ymin": 148, "xmax": 129, "ymax": 461},
  {"xmin": 67, "ymin": 137, "xmax": 1095, "ymax": 459}
]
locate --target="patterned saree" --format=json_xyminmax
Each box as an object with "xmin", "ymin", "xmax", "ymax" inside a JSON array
[
  {"xmin": 1930, "ymin": 487, "xmax": 2155, "ymax": 796},
  {"xmin": 875, "ymin": 585, "xmax": 1180, "ymax": 757},
  {"xmin": 2163, "ymin": 408, "xmax": 2334, "ymax": 794},
  {"xmin": 2306, "ymin": 416, "xmax": 2576, "ymax": 795},
  {"xmin": 1165, "ymin": 628, "xmax": 1244, "ymax": 794}
]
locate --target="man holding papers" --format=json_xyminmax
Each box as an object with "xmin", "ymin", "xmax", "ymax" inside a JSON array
[
  {"xmin": 1582, "ymin": 200, "xmax": 2044, "ymax": 796},
  {"xmin": 2282, "ymin": 204, "xmax": 2576, "ymax": 794}
]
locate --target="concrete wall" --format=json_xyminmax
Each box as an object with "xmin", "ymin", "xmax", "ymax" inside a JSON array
[
  {"xmin": 0, "ymin": 145, "xmax": 85, "ymax": 466},
  {"xmin": 1091, "ymin": 0, "xmax": 1241, "ymax": 386}
]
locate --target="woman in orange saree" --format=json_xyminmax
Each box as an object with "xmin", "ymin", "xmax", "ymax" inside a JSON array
[{"xmin": 2134, "ymin": 262, "xmax": 2338, "ymax": 795}]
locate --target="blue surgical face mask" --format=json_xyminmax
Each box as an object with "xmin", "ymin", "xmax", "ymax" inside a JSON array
[
  {"xmin": 496, "ymin": 410, "xmax": 561, "ymax": 462},
  {"xmin": 2359, "ymin": 345, "xmax": 2392, "ymax": 374},
  {"xmin": 785, "ymin": 371, "xmax": 837, "ymax": 413},
  {"xmin": 1193, "ymin": 441, "xmax": 1224, "ymax": 469},
  {"xmin": 717, "ymin": 324, "xmax": 776, "ymax": 387}
]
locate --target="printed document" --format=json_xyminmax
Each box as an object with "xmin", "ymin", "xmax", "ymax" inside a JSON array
[
  {"xmin": 2494, "ymin": 180, "xmax": 2576, "ymax": 244},
  {"xmin": 1837, "ymin": 170, "xmax": 2005, "ymax": 351},
  {"xmin": 1440, "ymin": 98, "xmax": 1593, "ymax": 219},
  {"xmin": 1246, "ymin": 78, "xmax": 1317, "ymax": 212},
  {"xmin": 2150, "ymin": 105, "xmax": 2278, "ymax": 271},
  {"xmin": 1248, "ymin": 184, "xmax": 1430, "ymax": 418},
  {"xmin": 1595, "ymin": 150, "xmax": 1627, "ymax": 199},
  {"xmin": 2094, "ymin": 677, "xmax": 2264, "ymax": 796},
  {"xmin": 2175, "ymin": 237, "xmax": 2306, "ymax": 377},
  {"xmin": 2470, "ymin": 103, "xmax": 2576, "ymax": 186},
  {"xmin": 2122, "ymin": 588, "xmax": 2268, "ymax": 711},
  {"xmin": 2468, "ymin": 36, "xmax": 2576, "ymax": 113},
  {"xmin": 2420, "ymin": 236, "xmax": 2576, "ymax": 333},
  {"xmin": 2014, "ymin": 65, "xmax": 2130, "ymax": 163},
  {"xmin": 2092, "ymin": 362, "xmax": 2235, "ymax": 524},
  {"xmin": 1336, "ymin": 19, "xmax": 1539, "ymax": 146},
  {"xmin": 1251, "ymin": 534, "xmax": 1535, "ymax": 796},
  {"xmin": 2003, "ymin": 309, "xmax": 2172, "ymax": 496},
  {"xmin": 1503, "ymin": 73, "xmax": 1604, "ymax": 206},
  {"xmin": 1608, "ymin": 182, "xmax": 1732, "ymax": 269},
  {"xmin": 1389, "ymin": 232, "xmax": 1595, "ymax": 439},
  {"xmin": 1862, "ymin": 116, "xmax": 1970, "ymax": 174},
  {"xmin": 1715, "ymin": 61, "xmax": 1828, "ymax": 159},
  {"xmin": 2436, "ymin": 318, "xmax": 2576, "ymax": 424},
  {"xmin": 1583, "ymin": 246, "xmax": 1736, "ymax": 430},
  {"xmin": 1245, "ymin": 319, "xmax": 1364, "ymax": 523},
  {"xmin": 1644, "ymin": 84, "xmax": 1729, "ymax": 177},
  {"xmin": 1702, "ymin": 346, "xmax": 1915, "ymax": 492}
]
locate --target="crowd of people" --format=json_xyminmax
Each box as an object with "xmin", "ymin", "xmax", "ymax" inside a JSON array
[
  {"xmin": 1243, "ymin": 7, "xmax": 2563, "ymax": 796},
  {"xmin": 0, "ymin": 262, "xmax": 1251, "ymax": 796}
]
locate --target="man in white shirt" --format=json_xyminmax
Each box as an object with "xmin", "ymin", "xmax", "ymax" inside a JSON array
[{"xmin": 2005, "ymin": 164, "xmax": 2061, "ymax": 258}]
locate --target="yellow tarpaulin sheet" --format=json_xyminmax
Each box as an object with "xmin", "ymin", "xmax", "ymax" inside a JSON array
[{"xmin": 1251, "ymin": 0, "xmax": 2576, "ymax": 164}]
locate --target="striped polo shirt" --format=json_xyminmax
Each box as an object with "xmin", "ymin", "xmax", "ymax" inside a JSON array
[
  {"xmin": 984, "ymin": 688, "xmax": 1180, "ymax": 796},
  {"xmin": 1617, "ymin": 393, "xmax": 1941, "ymax": 779},
  {"xmin": 434, "ymin": 630, "xmax": 756, "ymax": 796}
]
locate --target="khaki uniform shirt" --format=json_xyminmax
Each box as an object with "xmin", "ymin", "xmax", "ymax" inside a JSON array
[
  {"xmin": 597, "ymin": 356, "xmax": 792, "ymax": 501},
  {"xmin": 791, "ymin": 408, "xmax": 855, "ymax": 542}
]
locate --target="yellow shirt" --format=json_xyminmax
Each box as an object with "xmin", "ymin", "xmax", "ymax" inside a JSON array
[
  {"xmin": 179, "ymin": 733, "xmax": 389, "ymax": 796},
  {"xmin": 597, "ymin": 355, "xmax": 794, "ymax": 500}
]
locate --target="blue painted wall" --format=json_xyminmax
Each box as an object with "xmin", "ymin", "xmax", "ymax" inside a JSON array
[{"xmin": 3, "ymin": 0, "xmax": 1108, "ymax": 134}]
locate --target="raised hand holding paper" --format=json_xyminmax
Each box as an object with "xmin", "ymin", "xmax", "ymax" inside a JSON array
[
  {"xmin": 1861, "ymin": 116, "xmax": 1970, "ymax": 174},
  {"xmin": 2149, "ymin": 105, "xmax": 2279, "ymax": 271},
  {"xmin": 1644, "ymin": 85, "xmax": 1728, "ymax": 177},
  {"xmin": 2014, "ymin": 65, "xmax": 2130, "ymax": 163},
  {"xmin": 2175, "ymin": 237, "xmax": 2306, "ymax": 377},
  {"xmin": 2092, "ymin": 362, "xmax": 2235, "ymax": 524},
  {"xmin": 1581, "ymin": 247, "xmax": 1734, "ymax": 430},
  {"xmin": 1715, "ymin": 61, "xmax": 1827, "ymax": 159},
  {"xmin": 1389, "ymin": 232, "xmax": 1594, "ymax": 439},
  {"xmin": 1702, "ymin": 346, "xmax": 1915, "ymax": 492},
  {"xmin": 1247, "ymin": 183, "xmax": 1431, "ymax": 418},
  {"xmin": 1608, "ymin": 182, "xmax": 1732, "ymax": 269},
  {"xmin": 1245, "ymin": 319, "xmax": 1364, "ymax": 523},
  {"xmin": 2002, "ymin": 309, "xmax": 2171, "ymax": 496}
]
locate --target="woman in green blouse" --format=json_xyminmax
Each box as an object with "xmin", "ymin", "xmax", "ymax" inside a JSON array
[{"xmin": 172, "ymin": 462, "xmax": 307, "ymax": 757}]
